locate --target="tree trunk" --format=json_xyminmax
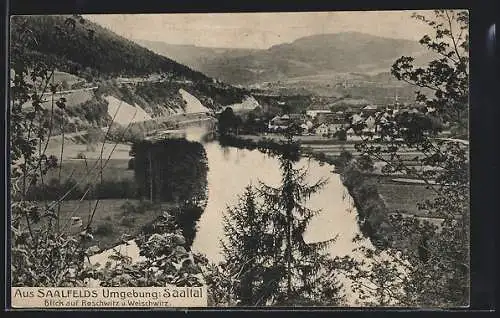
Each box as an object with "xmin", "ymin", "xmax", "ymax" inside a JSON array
[
  {"xmin": 149, "ymin": 149, "xmax": 153, "ymax": 202},
  {"xmin": 286, "ymin": 207, "xmax": 292, "ymax": 296}
]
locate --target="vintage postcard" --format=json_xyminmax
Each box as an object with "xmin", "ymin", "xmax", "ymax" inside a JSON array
[{"xmin": 9, "ymin": 10, "xmax": 469, "ymax": 308}]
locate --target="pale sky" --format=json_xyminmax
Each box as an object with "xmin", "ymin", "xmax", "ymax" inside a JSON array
[{"xmin": 85, "ymin": 11, "xmax": 438, "ymax": 49}]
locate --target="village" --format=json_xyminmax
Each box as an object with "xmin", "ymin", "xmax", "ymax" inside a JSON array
[{"xmin": 264, "ymin": 100, "xmax": 445, "ymax": 141}]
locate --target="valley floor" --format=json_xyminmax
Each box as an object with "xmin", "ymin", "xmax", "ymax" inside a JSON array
[{"xmin": 37, "ymin": 131, "xmax": 439, "ymax": 254}]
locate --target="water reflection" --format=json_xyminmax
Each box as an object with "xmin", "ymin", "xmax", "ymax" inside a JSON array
[{"xmin": 191, "ymin": 141, "xmax": 371, "ymax": 263}]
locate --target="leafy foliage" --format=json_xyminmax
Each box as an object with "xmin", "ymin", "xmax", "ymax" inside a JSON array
[
  {"xmin": 89, "ymin": 212, "xmax": 207, "ymax": 287},
  {"xmin": 131, "ymin": 139, "xmax": 209, "ymax": 205},
  {"xmin": 10, "ymin": 15, "xmax": 97, "ymax": 287},
  {"xmin": 338, "ymin": 10, "xmax": 470, "ymax": 307},
  {"xmin": 391, "ymin": 10, "xmax": 468, "ymax": 136},
  {"xmin": 10, "ymin": 13, "xmax": 212, "ymax": 293}
]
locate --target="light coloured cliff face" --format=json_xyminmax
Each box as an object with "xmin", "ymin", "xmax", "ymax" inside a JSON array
[
  {"xmin": 105, "ymin": 95, "xmax": 152, "ymax": 126},
  {"xmin": 179, "ymin": 89, "xmax": 212, "ymax": 114},
  {"xmin": 223, "ymin": 95, "xmax": 260, "ymax": 112}
]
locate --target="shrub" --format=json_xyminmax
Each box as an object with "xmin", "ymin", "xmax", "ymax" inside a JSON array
[
  {"xmin": 121, "ymin": 200, "xmax": 154, "ymax": 216},
  {"xmin": 358, "ymin": 155, "xmax": 375, "ymax": 172},
  {"xmin": 135, "ymin": 200, "xmax": 154, "ymax": 214},
  {"xmin": 172, "ymin": 203, "xmax": 204, "ymax": 247},
  {"xmin": 94, "ymin": 222, "xmax": 114, "ymax": 236},
  {"xmin": 120, "ymin": 215, "xmax": 136, "ymax": 227},
  {"xmin": 127, "ymin": 158, "xmax": 135, "ymax": 170},
  {"xmin": 76, "ymin": 152, "xmax": 87, "ymax": 159},
  {"xmin": 121, "ymin": 201, "xmax": 136, "ymax": 215}
]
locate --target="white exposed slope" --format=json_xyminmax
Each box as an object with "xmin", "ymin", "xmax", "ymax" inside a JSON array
[
  {"xmin": 223, "ymin": 95, "xmax": 260, "ymax": 112},
  {"xmin": 179, "ymin": 88, "xmax": 212, "ymax": 114},
  {"xmin": 105, "ymin": 95, "xmax": 151, "ymax": 126}
]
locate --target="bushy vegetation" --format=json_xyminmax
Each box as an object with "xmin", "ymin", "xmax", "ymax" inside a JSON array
[
  {"xmin": 335, "ymin": 10, "xmax": 470, "ymax": 307},
  {"xmin": 65, "ymin": 96, "xmax": 111, "ymax": 126},
  {"xmin": 94, "ymin": 222, "xmax": 114, "ymax": 236},
  {"xmin": 89, "ymin": 211, "xmax": 208, "ymax": 288},
  {"xmin": 135, "ymin": 81, "xmax": 186, "ymax": 115},
  {"xmin": 23, "ymin": 177, "xmax": 139, "ymax": 201},
  {"xmin": 191, "ymin": 81, "xmax": 248, "ymax": 108},
  {"xmin": 35, "ymin": 95, "xmax": 110, "ymax": 136},
  {"xmin": 131, "ymin": 139, "xmax": 209, "ymax": 205},
  {"xmin": 340, "ymin": 159, "xmax": 393, "ymax": 248},
  {"xmin": 10, "ymin": 14, "xmax": 208, "ymax": 290},
  {"xmin": 120, "ymin": 200, "xmax": 154, "ymax": 215},
  {"xmin": 169, "ymin": 202, "xmax": 206, "ymax": 249}
]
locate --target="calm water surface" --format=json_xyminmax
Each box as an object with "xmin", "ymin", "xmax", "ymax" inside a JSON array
[
  {"xmin": 192, "ymin": 141, "xmax": 369, "ymax": 263},
  {"xmin": 90, "ymin": 131, "xmax": 379, "ymax": 305}
]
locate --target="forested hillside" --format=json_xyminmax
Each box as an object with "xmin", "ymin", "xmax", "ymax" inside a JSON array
[
  {"xmin": 10, "ymin": 14, "xmax": 253, "ymax": 131},
  {"xmin": 10, "ymin": 15, "xmax": 210, "ymax": 81}
]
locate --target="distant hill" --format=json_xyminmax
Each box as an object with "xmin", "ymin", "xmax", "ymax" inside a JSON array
[
  {"xmin": 138, "ymin": 32, "xmax": 433, "ymax": 85},
  {"xmin": 134, "ymin": 40, "xmax": 261, "ymax": 74}
]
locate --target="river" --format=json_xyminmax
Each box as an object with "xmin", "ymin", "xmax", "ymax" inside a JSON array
[
  {"xmin": 192, "ymin": 141, "xmax": 367, "ymax": 263},
  {"xmin": 89, "ymin": 127, "xmax": 380, "ymax": 305},
  {"xmin": 88, "ymin": 92, "xmax": 381, "ymax": 305},
  {"xmin": 192, "ymin": 135, "xmax": 378, "ymax": 305}
]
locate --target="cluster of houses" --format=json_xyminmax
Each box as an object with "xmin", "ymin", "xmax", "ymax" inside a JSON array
[{"xmin": 267, "ymin": 102, "xmax": 430, "ymax": 140}]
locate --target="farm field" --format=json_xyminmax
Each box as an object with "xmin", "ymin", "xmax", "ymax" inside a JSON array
[
  {"xmin": 46, "ymin": 135, "xmax": 132, "ymax": 161},
  {"xmin": 43, "ymin": 135, "xmax": 133, "ymax": 182},
  {"xmin": 365, "ymin": 177, "xmax": 437, "ymax": 217}
]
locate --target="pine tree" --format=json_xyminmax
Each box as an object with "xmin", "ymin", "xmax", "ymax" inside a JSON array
[
  {"xmin": 255, "ymin": 133, "xmax": 343, "ymax": 305},
  {"xmin": 220, "ymin": 185, "xmax": 276, "ymax": 305},
  {"xmin": 218, "ymin": 133, "xmax": 344, "ymax": 306}
]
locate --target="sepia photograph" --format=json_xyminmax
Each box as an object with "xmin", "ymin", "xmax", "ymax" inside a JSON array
[{"xmin": 9, "ymin": 10, "xmax": 469, "ymax": 308}]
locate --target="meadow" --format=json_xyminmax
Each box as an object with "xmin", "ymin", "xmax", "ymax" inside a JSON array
[
  {"xmin": 365, "ymin": 178, "xmax": 437, "ymax": 217},
  {"xmin": 34, "ymin": 199, "xmax": 174, "ymax": 250},
  {"xmin": 28, "ymin": 135, "xmax": 208, "ymax": 251}
]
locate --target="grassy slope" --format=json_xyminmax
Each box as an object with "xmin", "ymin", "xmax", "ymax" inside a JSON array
[
  {"xmin": 38, "ymin": 199, "xmax": 174, "ymax": 250},
  {"xmin": 365, "ymin": 177, "xmax": 436, "ymax": 217}
]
